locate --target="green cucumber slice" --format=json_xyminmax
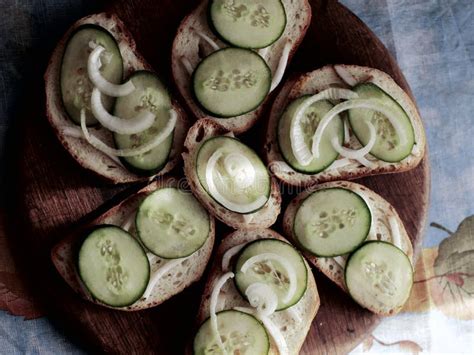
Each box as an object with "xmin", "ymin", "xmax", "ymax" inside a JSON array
[
  {"xmin": 234, "ymin": 239, "xmax": 307, "ymax": 310},
  {"xmin": 348, "ymin": 83, "xmax": 415, "ymax": 162},
  {"xmin": 61, "ymin": 25, "xmax": 123, "ymax": 125},
  {"xmin": 345, "ymin": 241, "xmax": 413, "ymax": 314},
  {"xmin": 78, "ymin": 225, "xmax": 149, "ymax": 307},
  {"xmin": 209, "ymin": 0, "xmax": 286, "ymax": 49},
  {"xmin": 196, "ymin": 136, "xmax": 271, "ymax": 214},
  {"xmin": 293, "ymin": 188, "xmax": 371, "ymax": 257},
  {"xmin": 194, "ymin": 310, "xmax": 270, "ymax": 355},
  {"xmin": 136, "ymin": 187, "xmax": 210, "ymax": 259},
  {"xmin": 192, "ymin": 48, "xmax": 271, "ymax": 117},
  {"xmin": 278, "ymin": 96, "xmax": 344, "ymax": 174},
  {"xmin": 113, "ymin": 71, "xmax": 174, "ymax": 174}
]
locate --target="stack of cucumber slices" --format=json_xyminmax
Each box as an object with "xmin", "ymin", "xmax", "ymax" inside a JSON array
[
  {"xmin": 196, "ymin": 136, "xmax": 271, "ymax": 214},
  {"xmin": 78, "ymin": 186, "xmax": 210, "ymax": 307},
  {"xmin": 194, "ymin": 238, "xmax": 308, "ymax": 355},
  {"xmin": 191, "ymin": 0, "xmax": 288, "ymax": 117},
  {"xmin": 278, "ymin": 83, "xmax": 416, "ymax": 173},
  {"xmin": 292, "ymin": 186, "xmax": 413, "ymax": 315},
  {"xmin": 60, "ymin": 25, "xmax": 176, "ymax": 175}
]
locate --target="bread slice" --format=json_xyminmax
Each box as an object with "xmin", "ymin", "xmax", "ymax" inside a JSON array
[
  {"xmin": 282, "ymin": 180, "xmax": 414, "ymax": 315},
  {"xmin": 171, "ymin": 0, "xmax": 311, "ymax": 134},
  {"xmin": 45, "ymin": 13, "xmax": 189, "ymax": 184},
  {"xmin": 183, "ymin": 118, "xmax": 282, "ymax": 229},
  {"xmin": 264, "ymin": 65, "xmax": 426, "ymax": 187},
  {"xmin": 51, "ymin": 177, "xmax": 215, "ymax": 311},
  {"xmin": 194, "ymin": 229, "xmax": 319, "ymax": 354}
]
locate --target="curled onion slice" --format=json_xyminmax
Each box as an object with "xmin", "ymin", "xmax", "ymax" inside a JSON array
[
  {"xmin": 331, "ymin": 120, "xmax": 376, "ymax": 159},
  {"xmin": 240, "ymin": 253, "xmax": 296, "ymax": 304},
  {"xmin": 389, "ymin": 216, "xmax": 402, "ymax": 250},
  {"xmin": 205, "ymin": 150, "xmax": 268, "ymax": 213},
  {"xmin": 181, "ymin": 56, "xmax": 194, "ymax": 75},
  {"xmin": 312, "ymin": 99, "xmax": 407, "ymax": 159},
  {"xmin": 195, "ymin": 30, "xmax": 220, "ymax": 51},
  {"xmin": 245, "ymin": 282, "xmax": 278, "ymax": 317},
  {"xmin": 270, "ymin": 40, "xmax": 292, "ymax": 92},
  {"xmin": 143, "ymin": 258, "xmax": 186, "ymax": 299},
  {"xmin": 355, "ymin": 155, "xmax": 375, "ymax": 168},
  {"xmin": 258, "ymin": 46, "xmax": 270, "ymax": 59},
  {"xmin": 91, "ymin": 88, "xmax": 155, "ymax": 135},
  {"xmin": 343, "ymin": 117, "xmax": 350, "ymax": 144},
  {"xmin": 233, "ymin": 307, "xmax": 289, "ymax": 355},
  {"xmin": 223, "ymin": 153, "xmax": 255, "ymax": 189},
  {"xmin": 328, "ymin": 158, "xmax": 352, "ymax": 170},
  {"xmin": 80, "ymin": 108, "xmax": 176, "ymax": 157},
  {"xmin": 334, "ymin": 65, "xmax": 358, "ymax": 87},
  {"xmin": 290, "ymin": 88, "xmax": 359, "ymax": 166},
  {"xmin": 210, "ymin": 272, "xmax": 234, "ymax": 353},
  {"xmin": 60, "ymin": 125, "xmax": 83, "ymax": 139},
  {"xmin": 221, "ymin": 243, "xmax": 247, "ymax": 272},
  {"xmin": 121, "ymin": 210, "xmax": 136, "ymax": 232},
  {"xmin": 333, "ymin": 256, "xmax": 347, "ymax": 269},
  {"xmin": 88, "ymin": 45, "xmax": 135, "ymax": 97}
]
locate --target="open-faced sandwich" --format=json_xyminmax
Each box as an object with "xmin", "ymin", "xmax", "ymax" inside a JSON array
[
  {"xmin": 265, "ymin": 65, "xmax": 426, "ymax": 187},
  {"xmin": 191, "ymin": 229, "xmax": 319, "ymax": 354},
  {"xmin": 283, "ymin": 180, "xmax": 414, "ymax": 316},
  {"xmin": 172, "ymin": 0, "xmax": 312, "ymax": 133},
  {"xmin": 45, "ymin": 13, "xmax": 189, "ymax": 183},
  {"xmin": 51, "ymin": 177, "xmax": 214, "ymax": 310},
  {"xmin": 183, "ymin": 119, "xmax": 282, "ymax": 230}
]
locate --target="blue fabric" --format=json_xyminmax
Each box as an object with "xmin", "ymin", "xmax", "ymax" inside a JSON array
[{"xmin": 0, "ymin": 0, "xmax": 472, "ymax": 352}]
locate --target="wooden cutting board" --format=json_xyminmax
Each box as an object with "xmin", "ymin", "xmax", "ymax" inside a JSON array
[{"xmin": 13, "ymin": 0, "xmax": 429, "ymax": 353}]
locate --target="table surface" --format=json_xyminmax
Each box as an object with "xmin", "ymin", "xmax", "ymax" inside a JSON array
[{"xmin": 0, "ymin": 0, "xmax": 472, "ymax": 353}]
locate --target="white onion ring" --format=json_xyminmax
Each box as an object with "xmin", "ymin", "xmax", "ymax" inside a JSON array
[
  {"xmin": 240, "ymin": 253, "xmax": 296, "ymax": 304},
  {"xmin": 245, "ymin": 282, "xmax": 278, "ymax": 317},
  {"xmin": 88, "ymin": 45, "xmax": 135, "ymax": 97},
  {"xmin": 205, "ymin": 150, "xmax": 268, "ymax": 214},
  {"xmin": 210, "ymin": 272, "xmax": 234, "ymax": 353},
  {"xmin": 343, "ymin": 117, "xmax": 350, "ymax": 144},
  {"xmin": 221, "ymin": 243, "xmax": 247, "ymax": 272},
  {"xmin": 80, "ymin": 108, "xmax": 176, "ymax": 157},
  {"xmin": 270, "ymin": 40, "xmax": 292, "ymax": 92},
  {"xmin": 195, "ymin": 30, "xmax": 220, "ymax": 51},
  {"xmin": 328, "ymin": 158, "xmax": 352, "ymax": 170},
  {"xmin": 333, "ymin": 256, "xmax": 347, "ymax": 269},
  {"xmin": 181, "ymin": 57, "xmax": 194, "ymax": 75},
  {"xmin": 143, "ymin": 257, "xmax": 185, "ymax": 299},
  {"xmin": 334, "ymin": 65, "xmax": 358, "ymax": 86},
  {"xmin": 290, "ymin": 88, "xmax": 359, "ymax": 166},
  {"xmin": 233, "ymin": 307, "xmax": 289, "ymax": 355},
  {"xmin": 312, "ymin": 99, "xmax": 407, "ymax": 159},
  {"xmin": 331, "ymin": 120, "xmax": 376, "ymax": 159},
  {"xmin": 91, "ymin": 88, "xmax": 155, "ymax": 135}
]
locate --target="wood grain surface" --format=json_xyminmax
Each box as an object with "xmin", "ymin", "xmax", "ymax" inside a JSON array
[{"xmin": 11, "ymin": 0, "xmax": 430, "ymax": 353}]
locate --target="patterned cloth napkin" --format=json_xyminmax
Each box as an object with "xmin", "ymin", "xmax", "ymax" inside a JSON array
[{"xmin": 0, "ymin": 0, "xmax": 472, "ymax": 353}]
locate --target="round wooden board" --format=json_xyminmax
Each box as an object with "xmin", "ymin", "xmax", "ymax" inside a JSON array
[{"xmin": 11, "ymin": 0, "xmax": 429, "ymax": 353}]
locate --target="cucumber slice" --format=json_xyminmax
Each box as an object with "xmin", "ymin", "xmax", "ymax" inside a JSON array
[
  {"xmin": 345, "ymin": 241, "xmax": 413, "ymax": 314},
  {"xmin": 209, "ymin": 0, "xmax": 286, "ymax": 49},
  {"xmin": 196, "ymin": 136, "xmax": 271, "ymax": 214},
  {"xmin": 78, "ymin": 225, "xmax": 149, "ymax": 307},
  {"xmin": 293, "ymin": 188, "xmax": 371, "ymax": 257},
  {"xmin": 234, "ymin": 239, "xmax": 307, "ymax": 310},
  {"xmin": 194, "ymin": 310, "xmax": 270, "ymax": 355},
  {"xmin": 113, "ymin": 71, "xmax": 174, "ymax": 175},
  {"xmin": 348, "ymin": 83, "xmax": 415, "ymax": 162},
  {"xmin": 278, "ymin": 96, "xmax": 344, "ymax": 174},
  {"xmin": 192, "ymin": 48, "xmax": 271, "ymax": 117},
  {"xmin": 61, "ymin": 25, "xmax": 123, "ymax": 125},
  {"xmin": 136, "ymin": 187, "xmax": 210, "ymax": 259}
]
